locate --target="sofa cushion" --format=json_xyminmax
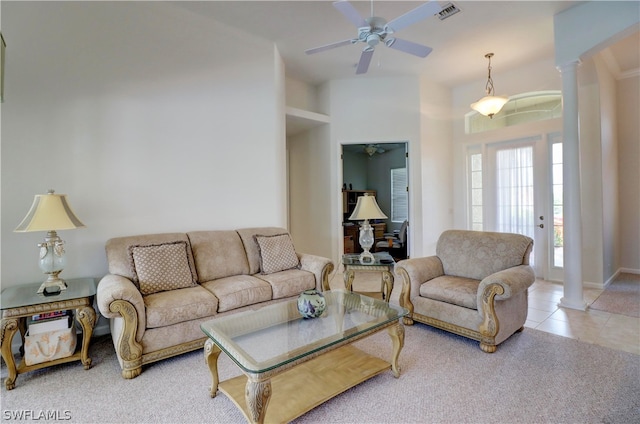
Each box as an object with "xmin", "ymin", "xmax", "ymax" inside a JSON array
[
  {"xmin": 255, "ymin": 233, "xmax": 300, "ymax": 275},
  {"xmin": 201, "ymin": 275, "xmax": 272, "ymax": 313},
  {"xmin": 419, "ymin": 275, "xmax": 480, "ymax": 310},
  {"xmin": 144, "ymin": 285, "xmax": 219, "ymax": 328},
  {"xmin": 237, "ymin": 227, "xmax": 290, "ymax": 275},
  {"xmin": 187, "ymin": 231, "xmax": 250, "ymax": 282},
  {"xmin": 129, "ymin": 241, "xmax": 197, "ymax": 295},
  {"xmin": 256, "ymin": 269, "xmax": 315, "ymax": 300}
]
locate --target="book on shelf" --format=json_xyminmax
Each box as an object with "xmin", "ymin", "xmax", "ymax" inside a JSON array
[
  {"xmin": 28, "ymin": 312, "xmax": 74, "ymax": 335},
  {"xmin": 31, "ymin": 310, "xmax": 71, "ymax": 321}
]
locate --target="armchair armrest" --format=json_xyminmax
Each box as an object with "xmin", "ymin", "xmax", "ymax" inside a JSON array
[
  {"xmin": 477, "ymin": 265, "xmax": 536, "ymax": 305},
  {"xmin": 97, "ymin": 274, "xmax": 146, "ymax": 341},
  {"xmin": 298, "ymin": 253, "xmax": 335, "ymax": 292},
  {"xmin": 396, "ymin": 256, "xmax": 444, "ymax": 302}
]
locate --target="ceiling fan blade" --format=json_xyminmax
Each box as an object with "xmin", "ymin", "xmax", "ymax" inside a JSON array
[
  {"xmin": 333, "ymin": 1, "xmax": 367, "ymax": 28},
  {"xmin": 385, "ymin": 0, "xmax": 441, "ymax": 33},
  {"xmin": 356, "ymin": 49, "xmax": 374, "ymax": 74},
  {"xmin": 305, "ymin": 39, "xmax": 355, "ymax": 55},
  {"xmin": 386, "ymin": 37, "xmax": 433, "ymax": 58}
]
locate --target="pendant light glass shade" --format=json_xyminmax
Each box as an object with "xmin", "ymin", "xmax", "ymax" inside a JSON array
[
  {"xmin": 471, "ymin": 95, "xmax": 509, "ymax": 118},
  {"xmin": 470, "ymin": 53, "xmax": 508, "ymax": 119}
]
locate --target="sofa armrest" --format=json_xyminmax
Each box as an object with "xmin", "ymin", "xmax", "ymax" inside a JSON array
[
  {"xmin": 477, "ymin": 265, "xmax": 536, "ymax": 304},
  {"xmin": 298, "ymin": 253, "xmax": 335, "ymax": 292},
  {"xmin": 97, "ymin": 274, "xmax": 146, "ymax": 341}
]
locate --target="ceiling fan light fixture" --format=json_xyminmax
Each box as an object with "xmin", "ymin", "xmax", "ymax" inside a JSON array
[
  {"xmin": 366, "ymin": 33, "xmax": 381, "ymax": 47},
  {"xmin": 470, "ymin": 53, "xmax": 508, "ymax": 119},
  {"xmin": 305, "ymin": 1, "xmax": 436, "ymax": 75},
  {"xmin": 364, "ymin": 145, "xmax": 378, "ymax": 156}
]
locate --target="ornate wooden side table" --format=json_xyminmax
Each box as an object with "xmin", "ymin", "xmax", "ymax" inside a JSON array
[
  {"xmin": 342, "ymin": 253, "xmax": 395, "ymax": 302},
  {"xmin": 1, "ymin": 278, "xmax": 96, "ymax": 390}
]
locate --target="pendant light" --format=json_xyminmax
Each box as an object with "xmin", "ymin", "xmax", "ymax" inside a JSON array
[{"xmin": 470, "ymin": 53, "xmax": 508, "ymax": 119}]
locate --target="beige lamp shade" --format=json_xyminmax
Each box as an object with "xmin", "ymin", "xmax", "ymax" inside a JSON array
[
  {"xmin": 349, "ymin": 194, "xmax": 387, "ymax": 221},
  {"xmin": 15, "ymin": 190, "xmax": 85, "ymax": 232}
]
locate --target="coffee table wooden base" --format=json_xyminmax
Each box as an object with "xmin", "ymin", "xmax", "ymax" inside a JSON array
[{"xmin": 219, "ymin": 345, "xmax": 390, "ymax": 424}]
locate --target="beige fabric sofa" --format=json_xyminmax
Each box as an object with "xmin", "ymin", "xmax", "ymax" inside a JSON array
[
  {"xmin": 395, "ymin": 230, "xmax": 535, "ymax": 353},
  {"xmin": 97, "ymin": 227, "xmax": 334, "ymax": 379}
]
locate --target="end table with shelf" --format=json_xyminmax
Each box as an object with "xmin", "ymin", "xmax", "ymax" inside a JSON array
[
  {"xmin": 342, "ymin": 253, "xmax": 395, "ymax": 302},
  {"xmin": 0, "ymin": 277, "xmax": 97, "ymax": 390}
]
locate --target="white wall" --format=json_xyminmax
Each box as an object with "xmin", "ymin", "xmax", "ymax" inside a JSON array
[
  {"xmin": 594, "ymin": 54, "xmax": 620, "ymax": 282},
  {"xmin": 287, "ymin": 74, "xmax": 453, "ymax": 265},
  {"xmin": 419, "ymin": 77, "xmax": 454, "ymax": 255},
  {"xmin": 617, "ymin": 75, "xmax": 640, "ymax": 272},
  {"xmin": 326, "ymin": 77, "xmax": 424, "ymax": 264},
  {"xmin": 1, "ymin": 2, "xmax": 286, "ymax": 287},
  {"xmin": 287, "ymin": 123, "xmax": 333, "ymax": 257}
]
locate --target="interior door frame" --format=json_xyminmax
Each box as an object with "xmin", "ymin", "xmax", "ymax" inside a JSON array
[{"xmin": 339, "ymin": 141, "xmax": 410, "ymax": 262}]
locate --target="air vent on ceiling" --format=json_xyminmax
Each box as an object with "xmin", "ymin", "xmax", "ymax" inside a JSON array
[{"xmin": 437, "ymin": 3, "xmax": 461, "ymax": 21}]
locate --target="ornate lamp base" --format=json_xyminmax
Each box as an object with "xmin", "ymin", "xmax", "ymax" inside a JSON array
[
  {"xmin": 37, "ymin": 272, "xmax": 68, "ymax": 294},
  {"xmin": 359, "ymin": 249, "xmax": 375, "ymax": 264}
]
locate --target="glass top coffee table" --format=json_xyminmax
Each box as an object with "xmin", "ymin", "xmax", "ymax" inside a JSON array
[{"xmin": 201, "ymin": 290, "xmax": 407, "ymax": 424}]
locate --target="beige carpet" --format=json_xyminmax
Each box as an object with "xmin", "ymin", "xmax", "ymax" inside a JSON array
[
  {"xmin": 590, "ymin": 273, "xmax": 640, "ymax": 318},
  {"xmin": 2, "ymin": 320, "xmax": 639, "ymax": 423}
]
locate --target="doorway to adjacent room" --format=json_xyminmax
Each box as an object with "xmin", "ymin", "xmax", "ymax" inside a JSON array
[{"xmin": 341, "ymin": 142, "xmax": 409, "ymax": 260}]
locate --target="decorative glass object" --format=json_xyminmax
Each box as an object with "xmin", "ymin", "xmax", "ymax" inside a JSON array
[{"xmin": 297, "ymin": 289, "xmax": 326, "ymax": 318}]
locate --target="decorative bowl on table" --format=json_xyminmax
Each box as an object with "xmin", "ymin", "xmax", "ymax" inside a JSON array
[{"xmin": 297, "ymin": 289, "xmax": 326, "ymax": 318}]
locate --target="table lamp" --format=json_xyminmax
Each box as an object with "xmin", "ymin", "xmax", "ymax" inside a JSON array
[
  {"xmin": 348, "ymin": 193, "xmax": 387, "ymax": 264},
  {"xmin": 14, "ymin": 190, "xmax": 85, "ymax": 294}
]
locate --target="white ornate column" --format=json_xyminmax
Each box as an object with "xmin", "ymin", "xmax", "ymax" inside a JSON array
[{"xmin": 558, "ymin": 60, "xmax": 588, "ymax": 311}]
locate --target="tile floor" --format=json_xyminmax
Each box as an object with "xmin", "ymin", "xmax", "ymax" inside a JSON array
[
  {"xmin": 525, "ymin": 279, "xmax": 639, "ymax": 355},
  {"xmin": 330, "ymin": 270, "xmax": 640, "ymax": 356}
]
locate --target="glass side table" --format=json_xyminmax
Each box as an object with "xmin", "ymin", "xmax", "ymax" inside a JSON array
[
  {"xmin": 0, "ymin": 278, "xmax": 96, "ymax": 390},
  {"xmin": 342, "ymin": 252, "xmax": 395, "ymax": 302}
]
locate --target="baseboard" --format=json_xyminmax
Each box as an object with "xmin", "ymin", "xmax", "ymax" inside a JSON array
[
  {"xmin": 583, "ymin": 280, "xmax": 605, "ymax": 289},
  {"xmin": 619, "ymin": 267, "xmax": 640, "ymax": 275}
]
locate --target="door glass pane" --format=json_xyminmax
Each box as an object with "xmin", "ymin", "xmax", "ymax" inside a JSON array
[
  {"xmin": 552, "ymin": 142, "xmax": 564, "ymax": 268},
  {"xmin": 496, "ymin": 146, "xmax": 535, "ymax": 265},
  {"xmin": 469, "ymin": 153, "xmax": 483, "ymax": 230}
]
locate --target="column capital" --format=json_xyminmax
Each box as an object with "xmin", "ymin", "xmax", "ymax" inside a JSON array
[{"xmin": 556, "ymin": 59, "xmax": 582, "ymax": 73}]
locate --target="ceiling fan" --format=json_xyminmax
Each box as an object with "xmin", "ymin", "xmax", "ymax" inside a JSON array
[
  {"xmin": 305, "ymin": 0, "xmax": 441, "ymax": 75},
  {"xmin": 364, "ymin": 144, "xmax": 386, "ymax": 156}
]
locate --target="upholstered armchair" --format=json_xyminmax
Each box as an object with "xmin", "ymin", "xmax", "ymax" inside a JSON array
[{"xmin": 395, "ymin": 230, "xmax": 535, "ymax": 353}]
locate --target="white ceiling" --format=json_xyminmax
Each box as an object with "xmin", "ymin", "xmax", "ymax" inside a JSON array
[{"xmin": 174, "ymin": 1, "xmax": 639, "ymax": 87}]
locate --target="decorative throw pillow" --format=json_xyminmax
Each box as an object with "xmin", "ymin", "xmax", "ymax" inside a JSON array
[
  {"xmin": 255, "ymin": 233, "xmax": 300, "ymax": 275},
  {"xmin": 128, "ymin": 241, "xmax": 197, "ymax": 295}
]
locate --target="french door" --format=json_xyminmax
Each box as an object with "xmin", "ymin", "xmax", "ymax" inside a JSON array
[{"xmin": 476, "ymin": 134, "xmax": 563, "ymax": 280}]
